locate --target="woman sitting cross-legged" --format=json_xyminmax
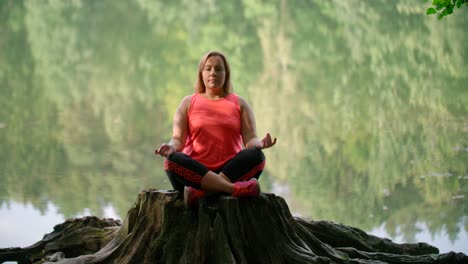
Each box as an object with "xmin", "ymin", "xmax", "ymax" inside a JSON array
[{"xmin": 155, "ymin": 50, "xmax": 276, "ymax": 206}]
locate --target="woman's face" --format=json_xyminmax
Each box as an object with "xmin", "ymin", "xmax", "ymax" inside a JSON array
[{"xmin": 202, "ymin": 55, "xmax": 226, "ymax": 91}]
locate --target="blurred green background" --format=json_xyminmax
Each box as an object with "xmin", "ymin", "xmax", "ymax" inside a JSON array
[{"xmin": 0, "ymin": 0, "xmax": 466, "ymax": 254}]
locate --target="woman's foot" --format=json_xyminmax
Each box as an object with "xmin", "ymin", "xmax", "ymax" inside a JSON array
[
  {"xmin": 232, "ymin": 178, "xmax": 261, "ymax": 197},
  {"xmin": 184, "ymin": 186, "xmax": 206, "ymax": 206}
]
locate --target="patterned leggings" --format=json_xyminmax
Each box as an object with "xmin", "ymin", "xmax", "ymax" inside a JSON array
[{"xmin": 164, "ymin": 148, "xmax": 265, "ymax": 192}]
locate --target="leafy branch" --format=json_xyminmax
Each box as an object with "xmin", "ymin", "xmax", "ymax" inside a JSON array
[{"xmin": 426, "ymin": 0, "xmax": 467, "ymax": 19}]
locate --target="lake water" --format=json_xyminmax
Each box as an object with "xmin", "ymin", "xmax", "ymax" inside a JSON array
[{"xmin": 1, "ymin": 0, "xmax": 466, "ymax": 256}]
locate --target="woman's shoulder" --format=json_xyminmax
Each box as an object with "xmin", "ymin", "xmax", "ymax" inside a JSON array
[
  {"xmin": 181, "ymin": 94, "xmax": 194, "ymax": 102},
  {"xmin": 234, "ymin": 94, "xmax": 249, "ymax": 108},
  {"xmin": 178, "ymin": 94, "xmax": 195, "ymax": 112}
]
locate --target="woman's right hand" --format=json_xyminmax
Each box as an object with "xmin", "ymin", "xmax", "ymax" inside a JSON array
[{"xmin": 155, "ymin": 143, "xmax": 175, "ymax": 157}]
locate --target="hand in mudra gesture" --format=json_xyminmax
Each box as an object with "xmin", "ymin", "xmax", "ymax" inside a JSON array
[
  {"xmin": 255, "ymin": 133, "xmax": 277, "ymax": 150},
  {"xmin": 155, "ymin": 143, "xmax": 175, "ymax": 157}
]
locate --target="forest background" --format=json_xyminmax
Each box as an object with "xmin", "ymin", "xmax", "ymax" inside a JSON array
[{"xmin": 0, "ymin": 0, "xmax": 467, "ymax": 254}]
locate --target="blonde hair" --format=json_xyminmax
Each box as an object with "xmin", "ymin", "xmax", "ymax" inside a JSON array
[{"xmin": 194, "ymin": 50, "xmax": 233, "ymax": 94}]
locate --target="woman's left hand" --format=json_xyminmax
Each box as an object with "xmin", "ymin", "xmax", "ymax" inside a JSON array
[{"xmin": 256, "ymin": 133, "xmax": 277, "ymax": 150}]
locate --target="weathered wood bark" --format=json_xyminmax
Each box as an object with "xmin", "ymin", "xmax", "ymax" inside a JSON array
[
  {"xmin": 0, "ymin": 216, "xmax": 121, "ymax": 263},
  {"xmin": 1, "ymin": 189, "xmax": 467, "ymax": 264}
]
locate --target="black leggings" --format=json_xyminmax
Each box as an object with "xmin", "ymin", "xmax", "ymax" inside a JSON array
[{"xmin": 164, "ymin": 148, "xmax": 265, "ymax": 192}]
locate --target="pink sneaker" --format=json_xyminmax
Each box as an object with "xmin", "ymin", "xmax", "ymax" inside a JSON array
[
  {"xmin": 232, "ymin": 178, "xmax": 261, "ymax": 197},
  {"xmin": 184, "ymin": 186, "xmax": 206, "ymax": 206}
]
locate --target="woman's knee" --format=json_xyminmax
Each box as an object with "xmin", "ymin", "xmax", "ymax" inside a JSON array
[
  {"xmin": 166, "ymin": 152, "xmax": 187, "ymax": 163},
  {"xmin": 164, "ymin": 153, "xmax": 208, "ymax": 188},
  {"xmin": 242, "ymin": 148, "xmax": 265, "ymax": 163},
  {"xmin": 164, "ymin": 152, "xmax": 185, "ymax": 171}
]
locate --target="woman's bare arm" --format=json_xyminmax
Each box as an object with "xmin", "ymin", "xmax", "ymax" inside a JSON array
[
  {"xmin": 155, "ymin": 95, "xmax": 192, "ymax": 157},
  {"xmin": 239, "ymin": 96, "xmax": 276, "ymax": 149}
]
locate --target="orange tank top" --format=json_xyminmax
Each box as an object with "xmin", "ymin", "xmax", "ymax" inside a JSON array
[{"xmin": 183, "ymin": 93, "xmax": 243, "ymax": 171}]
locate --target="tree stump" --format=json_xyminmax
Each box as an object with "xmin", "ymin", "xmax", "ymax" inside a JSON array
[{"xmin": 1, "ymin": 189, "xmax": 467, "ymax": 263}]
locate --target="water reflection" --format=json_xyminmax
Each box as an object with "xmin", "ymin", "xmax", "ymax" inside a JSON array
[
  {"xmin": 0, "ymin": 0, "xmax": 466, "ymax": 254},
  {"xmin": 0, "ymin": 200, "xmax": 119, "ymax": 248},
  {"xmin": 0, "ymin": 201, "xmax": 65, "ymax": 248}
]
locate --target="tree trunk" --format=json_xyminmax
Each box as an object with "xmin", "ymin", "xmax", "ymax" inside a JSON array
[{"xmin": 1, "ymin": 189, "xmax": 467, "ymax": 264}]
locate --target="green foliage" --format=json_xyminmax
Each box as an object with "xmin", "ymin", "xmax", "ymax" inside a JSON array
[{"xmin": 426, "ymin": 0, "xmax": 467, "ymax": 19}]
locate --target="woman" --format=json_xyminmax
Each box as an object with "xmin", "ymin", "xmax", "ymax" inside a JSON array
[{"xmin": 155, "ymin": 50, "xmax": 276, "ymax": 205}]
